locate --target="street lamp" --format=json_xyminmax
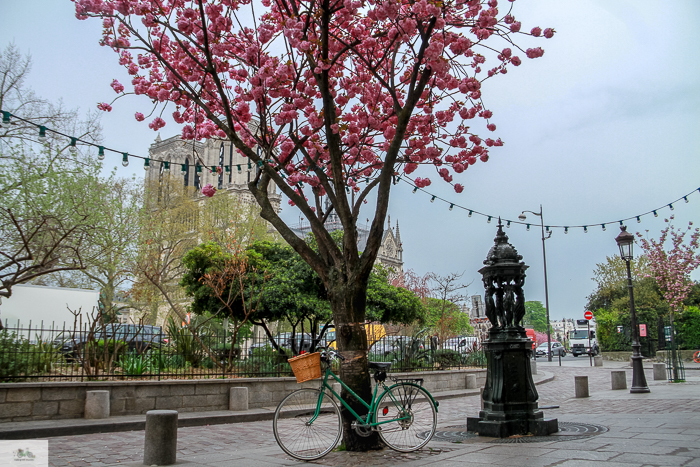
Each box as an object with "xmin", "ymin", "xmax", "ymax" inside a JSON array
[
  {"xmin": 615, "ymin": 226, "xmax": 650, "ymax": 393},
  {"xmin": 519, "ymin": 205, "xmax": 553, "ymax": 362}
]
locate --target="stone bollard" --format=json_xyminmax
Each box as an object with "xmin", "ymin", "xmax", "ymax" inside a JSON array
[
  {"xmin": 466, "ymin": 374, "xmax": 477, "ymax": 389},
  {"xmin": 611, "ymin": 370, "xmax": 627, "ymax": 390},
  {"xmin": 530, "ymin": 358, "xmax": 538, "ymax": 376},
  {"xmin": 229, "ymin": 387, "xmax": 248, "ymax": 411},
  {"xmin": 574, "ymin": 376, "xmax": 589, "ymax": 398},
  {"xmin": 84, "ymin": 390, "xmax": 110, "ymax": 419},
  {"xmin": 143, "ymin": 410, "xmax": 178, "ymax": 466},
  {"xmin": 653, "ymin": 363, "xmax": 666, "ymax": 381},
  {"xmin": 594, "ymin": 356, "xmax": 603, "ymax": 367},
  {"xmin": 480, "ymin": 387, "xmax": 484, "ymax": 410}
]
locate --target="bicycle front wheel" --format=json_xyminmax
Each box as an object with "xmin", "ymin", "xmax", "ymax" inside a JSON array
[
  {"xmin": 375, "ymin": 383, "xmax": 437, "ymax": 452},
  {"xmin": 273, "ymin": 388, "xmax": 342, "ymax": 460}
]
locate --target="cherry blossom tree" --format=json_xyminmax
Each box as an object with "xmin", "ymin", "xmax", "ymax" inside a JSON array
[
  {"xmin": 637, "ymin": 216, "xmax": 700, "ymax": 378},
  {"xmin": 73, "ymin": 0, "xmax": 552, "ymax": 449}
]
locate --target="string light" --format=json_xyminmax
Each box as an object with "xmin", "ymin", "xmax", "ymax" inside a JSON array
[
  {"xmin": 584, "ymin": 226, "xmax": 588, "ymax": 233},
  {"xmin": 619, "ymin": 220, "xmax": 623, "ymax": 226},
  {"xmin": 430, "ymin": 195, "xmax": 436, "ymax": 203},
  {"xmin": 181, "ymin": 164, "xmax": 187, "ymax": 175},
  {"xmin": 669, "ymin": 203, "xmax": 674, "ymax": 211},
  {"xmin": 97, "ymin": 146, "xmax": 105, "ymax": 161},
  {"xmin": 506, "ymin": 220, "xmax": 511, "ymax": 228},
  {"xmin": 449, "ymin": 204, "xmax": 454, "ymax": 211},
  {"xmin": 564, "ymin": 227, "xmax": 569, "ymax": 234},
  {"xmin": 163, "ymin": 161, "xmax": 170, "ymax": 172},
  {"xmin": 225, "ymin": 165, "xmax": 230, "ymax": 174},
  {"xmin": 468, "ymin": 210, "xmax": 473, "ymax": 217},
  {"xmin": 69, "ymin": 137, "xmax": 78, "ymax": 154},
  {"xmin": 1, "ymin": 111, "xmax": 10, "ymax": 124},
  {"xmin": 653, "ymin": 210, "xmax": 658, "ymax": 217},
  {"xmin": 237, "ymin": 164, "xmax": 242, "ymax": 173},
  {"xmin": 121, "ymin": 153, "xmax": 129, "ymax": 167},
  {"xmin": 684, "ymin": 196, "xmax": 689, "ymax": 203},
  {"xmin": 413, "ymin": 187, "xmax": 418, "ymax": 193},
  {"xmin": 602, "ymin": 224, "xmax": 606, "ymax": 231},
  {"xmin": 38, "ymin": 126, "xmax": 47, "ymax": 142},
  {"xmin": 636, "ymin": 216, "xmax": 641, "ymax": 223},
  {"xmin": 487, "ymin": 216, "xmax": 492, "ymax": 223},
  {"xmin": 144, "ymin": 158, "xmax": 150, "ymax": 170},
  {"xmin": 526, "ymin": 224, "xmax": 530, "ymax": 231}
]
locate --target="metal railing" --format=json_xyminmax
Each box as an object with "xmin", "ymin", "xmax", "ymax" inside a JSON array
[{"xmin": 0, "ymin": 323, "xmax": 485, "ymax": 382}]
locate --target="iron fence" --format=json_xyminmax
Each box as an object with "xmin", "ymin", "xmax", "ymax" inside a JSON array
[{"xmin": 0, "ymin": 322, "xmax": 485, "ymax": 382}]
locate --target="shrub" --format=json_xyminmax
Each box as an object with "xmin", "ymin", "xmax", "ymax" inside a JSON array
[{"xmin": 433, "ymin": 349, "xmax": 462, "ymax": 368}]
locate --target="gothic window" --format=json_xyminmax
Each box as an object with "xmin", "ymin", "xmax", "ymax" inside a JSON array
[{"xmin": 184, "ymin": 157, "xmax": 191, "ymax": 187}]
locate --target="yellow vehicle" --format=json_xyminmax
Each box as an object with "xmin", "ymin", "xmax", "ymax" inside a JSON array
[{"xmin": 326, "ymin": 323, "xmax": 386, "ymax": 349}]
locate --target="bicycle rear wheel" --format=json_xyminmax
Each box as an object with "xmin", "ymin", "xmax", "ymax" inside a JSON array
[
  {"xmin": 374, "ymin": 383, "xmax": 437, "ymax": 452},
  {"xmin": 273, "ymin": 388, "xmax": 342, "ymax": 460}
]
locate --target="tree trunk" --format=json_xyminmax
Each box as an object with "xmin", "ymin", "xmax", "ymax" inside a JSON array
[{"xmin": 328, "ymin": 275, "xmax": 383, "ymax": 452}]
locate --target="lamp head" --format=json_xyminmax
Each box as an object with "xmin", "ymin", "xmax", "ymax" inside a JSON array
[{"xmin": 615, "ymin": 226, "xmax": 635, "ymax": 261}]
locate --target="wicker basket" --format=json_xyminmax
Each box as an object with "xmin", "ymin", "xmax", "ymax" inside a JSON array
[{"xmin": 288, "ymin": 352, "xmax": 322, "ymax": 383}]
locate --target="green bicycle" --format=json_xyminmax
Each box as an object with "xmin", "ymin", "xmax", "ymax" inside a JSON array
[{"xmin": 273, "ymin": 349, "xmax": 439, "ymax": 461}]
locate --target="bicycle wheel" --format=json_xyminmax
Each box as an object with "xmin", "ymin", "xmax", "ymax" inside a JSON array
[
  {"xmin": 374, "ymin": 383, "xmax": 437, "ymax": 452},
  {"xmin": 273, "ymin": 388, "xmax": 342, "ymax": 461}
]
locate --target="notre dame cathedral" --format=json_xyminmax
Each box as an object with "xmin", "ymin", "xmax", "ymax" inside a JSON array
[{"xmin": 147, "ymin": 135, "xmax": 404, "ymax": 274}]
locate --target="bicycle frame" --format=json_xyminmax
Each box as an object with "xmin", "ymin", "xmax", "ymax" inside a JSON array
[{"xmin": 307, "ymin": 363, "xmax": 437, "ymax": 428}]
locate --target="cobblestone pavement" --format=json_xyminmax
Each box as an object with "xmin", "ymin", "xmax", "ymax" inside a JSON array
[{"xmin": 47, "ymin": 362, "xmax": 700, "ymax": 466}]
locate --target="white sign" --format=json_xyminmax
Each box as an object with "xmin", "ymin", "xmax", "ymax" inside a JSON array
[{"xmin": 0, "ymin": 440, "xmax": 49, "ymax": 467}]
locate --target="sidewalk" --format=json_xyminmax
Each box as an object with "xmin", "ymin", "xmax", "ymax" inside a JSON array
[{"xmin": 24, "ymin": 362, "xmax": 700, "ymax": 466}]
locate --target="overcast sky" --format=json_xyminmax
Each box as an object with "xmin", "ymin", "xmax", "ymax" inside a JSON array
[{"xmin": 1, "ymin": 1, "xmax": 698, "ymax": 321}]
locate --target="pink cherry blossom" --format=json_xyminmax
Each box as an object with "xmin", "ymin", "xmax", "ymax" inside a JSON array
[
  {"xmin": 454, "ymin": 184, "xmax": 464, "ymax": 193},
  {"xmin": 97, "ymin": 102, "xmax": 112, "ymax": 112},
  {"xmin": 543, "ymin": 28, "xmax": 555, "ymax": 39},
  {"xmin": 526, "ymin": 48, "xmax": 545, "ymax": 59},
  {"xmin": 111, "ymin": 79, "xmax": 125, "ymax": 93},
  {"xmin": 201, "ymin": 184, "xmax": 217, "ymax": 197},
  {"xmin": 135, "ymin": 112, "xmax": 145, "ymax": 121},
  {"xmin": 530, "ymin": 27, "xmax": 542, "ymax": 37}
]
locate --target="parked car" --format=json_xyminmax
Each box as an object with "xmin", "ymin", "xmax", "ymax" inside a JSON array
[
  {"xmin": 370, "ymin": 336, "xmax": 408, "ymax": 356},
  {"xmin": 54, "ymin": 324, "xmax": 162, "ymax": 359},
  {"xmin": 248, "ymin": 332, "xmax": 313, "ymax": 356},
  {"xmin": 535, "ymin": 341, "xmax": 566, "ymax": 357},
  {"xmin": 443, "ymin": 336, "xmax": 480, "ymax": 353}
]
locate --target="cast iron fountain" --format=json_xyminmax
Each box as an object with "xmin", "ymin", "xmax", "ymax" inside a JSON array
[{"xmin": 467, "ymin": 221, "xmax": 558, "ymax": 438}]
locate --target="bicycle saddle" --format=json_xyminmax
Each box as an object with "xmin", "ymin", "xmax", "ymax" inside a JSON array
[{"xmin": 368, "ymin": 361, "xmax": 392, "ymax": 371}]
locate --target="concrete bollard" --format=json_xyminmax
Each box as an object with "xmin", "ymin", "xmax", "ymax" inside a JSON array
[
  {"xmin": 84, "ymin": 390, "xmax": 110, "ymax": 419},
  {"xmin": 574, "ymin": 376, "xmax": 589, "ymax": 398},
  {"xmin": 466, "ymin": 374, "xmax": 477, "ymax": 389},
  {"xmin": 143, "ymin": 410, "xmax": 178, "ymax": 466},
  {"xmin": 530, "ymin": 358, "xmax": 538, "ymax": 375},
  {"xmin": 480, "ymin": 387, "xmax": 484, "ymax": 409},
  {"xmin": 594, "ymin": 356, "xmax": 603, "ymax": 367},
  {"xmin": 611, "ymin": 370, "xmax": 627, "ymax": 390},
  {"xmin": 653, "ymin": 363, "xmax": 666, "ymax": 380},
  {"xmin": 229, "ymin": 387, "xmax": 248, "ymax": 411}
]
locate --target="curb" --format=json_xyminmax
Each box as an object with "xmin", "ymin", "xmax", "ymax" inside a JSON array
[{"xmin": 0, "ymin": 373, "xmax": 555, "ymax": 440}]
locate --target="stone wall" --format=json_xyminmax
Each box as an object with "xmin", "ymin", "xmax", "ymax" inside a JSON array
[
  {"xmin": 656, "ymin": 350, "xmax": 697, "ymax": 362},
  {"xmin": 0, "ymin": 369, "xmax": 485, "ymax": 423}
]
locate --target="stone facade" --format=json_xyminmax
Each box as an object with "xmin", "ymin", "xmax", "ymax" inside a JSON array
[
  {"xmin": 146, "ymin": 134, "xmax": 282, "ymax": 213},
  {"xmin": 0, "ymin": 369, "xmax": 485, "ymax": 422}
]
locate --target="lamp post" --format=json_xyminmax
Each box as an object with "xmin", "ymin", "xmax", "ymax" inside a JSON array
[
  {"xmin": 519, "ymin": 205, "xmax": 553, "ymax": 362},
  {"xmin": 615, "ymin": 226, "xmax": 650, "ymax": 393}
]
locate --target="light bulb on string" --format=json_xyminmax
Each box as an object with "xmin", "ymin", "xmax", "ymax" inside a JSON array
[
  {"xmin": 468, "ymin": 210, "xmax": 473, "ymax": 217},
  {"xmin": 526, "ymin": 224, "xmax": 530, "ymax": 231},
  {"xmin": 38, "ymin": 126, "xmax": 47, "ymax": 142},
  {"xmin": 237, "ymin": 164, "xmax": 242, "ymax": 173},
  {"xmin": 564, "ymin": 227, "xmax": 569, "ymax": 234},
  {"xmin": 546, "ymin": 226, "xmax": 550, "ymax": 233},
  {"xmin": 449, "ymin": 204, "xmax": 454, "ymax": 211},
  {"xmin": 602, "ymin": 224, "xmax": 606, "ymax": 231},
  {"xmin": 636, "ymin": 216, "xmax": 641, "ymax": 223},
  {"xmin": 163, "ymin": 161, "xmax": 170, "ymax": 172},
  {"xmin": 144, "ymin": 158, "xmax": 150, "ymax": 170},
  {"xmin": 181, "ymin": 164, "xmax": 187, "ymax": 176},
  {"xmin": 1, "ymin": 111, "xmax": 11, "ymax": 124},
  {"xmin": 69, "ymin": 137, "xmax": 78, "ymax": 154},
  {"xmin": 247, "ymin": 161, "xmax": 252, "ymax": 170},
  {"xmin": 225, "ymin": 165, "xmax": 230, "ymax": 174},
  {"xmin": 684, "ymin": 196, "xmax": 689, "ymax": 203},
  {"xmin": 97, "ymin": 146, "xmax": 105, "ymax": 161},
  {"xmin": 584, "ymin": 226, "xmax": 588, "ymax": 233},
  {"xmin": 669, "ymin": 203, "xmax": 674, "ymax": 211},
  {"xmin": 430, "ymin": 196, "xmax": 436, "ymax": 203},
  {"xmin": 619, "ymin": 220, "xmax": 623, "ymax": 226},
  {"xmin": 487, "ymin": 216, "xmax": 492, "ymax": 223},
  {"xmin": 653, "ymin": 210, "xmax": 658, "ymax": 217},
  {"xmin": 412, "ymin": 187, "xmax": 418, "ymax": 193},
  {"xmin": 122, "ymin": 153, "xmax": 129, "ymax": 167},
  {"xmin": 506, "ymin": 220, "xmax": 511, "ymax": 228}
]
